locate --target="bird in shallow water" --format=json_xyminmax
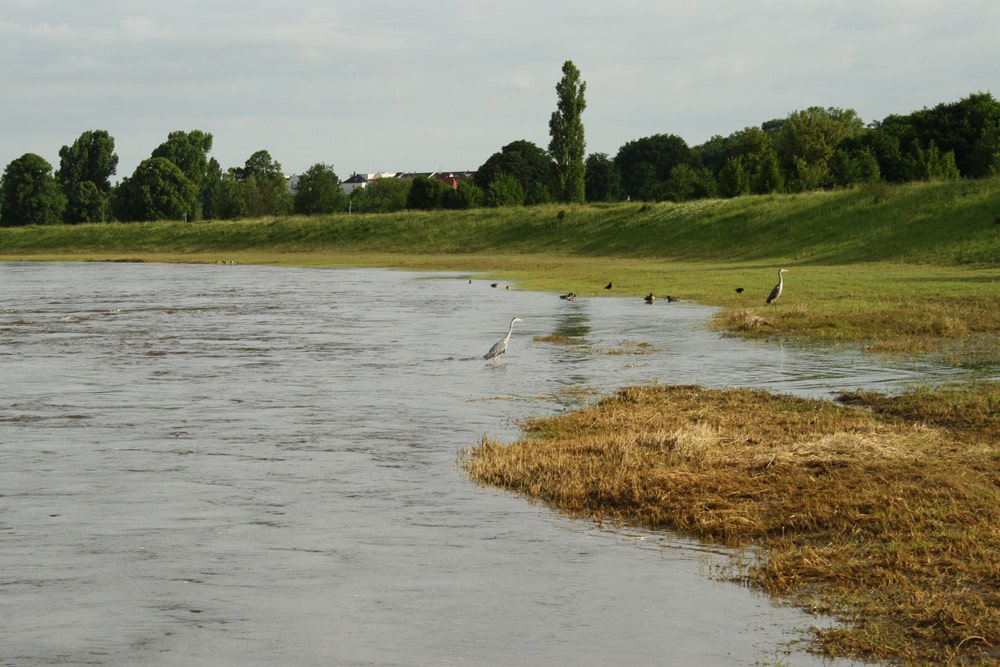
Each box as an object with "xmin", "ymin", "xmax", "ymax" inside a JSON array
[
  {"xmin": 490, "ymin": 282, "xmax": 498, "ymax": 288},
  {"xmin": 484, "ymin": 317, "xmax": 524, "ymax": 366},
  {"xmin": 560, "ymin": 292, "xmax": 577, "ymax": 301},
  {"xmin": 766, "ymin": 268, "xmax": 788, "ymax": 304},
  {"xmin": 643, "ymin": 293, "xmax": 655, "ymax": 304},
  {"xmin": 665, "ymin": 295, "xmax": 680, "ymax": 302}
]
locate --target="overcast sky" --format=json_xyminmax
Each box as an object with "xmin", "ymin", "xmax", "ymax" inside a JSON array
[{"xmin": 2, "ymin": 1, "xmax": 997, "ymax": 181}]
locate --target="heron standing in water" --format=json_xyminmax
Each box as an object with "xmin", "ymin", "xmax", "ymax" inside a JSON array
[
  {"xmin": 766, "ymin": 269, "xmax": 788, "ymax": 304},
  {"xmin": 484, "ymin": 317, "xmax": 524, "ymax": 365}
]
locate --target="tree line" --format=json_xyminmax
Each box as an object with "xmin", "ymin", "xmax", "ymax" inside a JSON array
[{"xmin": 2, "ymin": 62, "xmax": 998, "ymax": 227}]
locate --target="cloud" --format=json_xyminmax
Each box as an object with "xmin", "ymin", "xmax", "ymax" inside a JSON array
[{"xmin": 0, "ymin": 0, "xmax": 997, "ymax": 179}]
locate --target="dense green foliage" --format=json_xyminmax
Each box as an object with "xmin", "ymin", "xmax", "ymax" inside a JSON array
[
  {"xmin": 349, "ymin": 177, "xmax": 409, "ymax": 213},
  {"xmin": 294, "ymin": 163, "xmax": 347, "ymax": 215},
  {"xmin": 112, "ymin": 157, "xmax": 198, "ymax": 221},
  {"xmin": 406, "ymin": 175, "xmax": 452, "ymax": 210},
  {"xmin": 56, "ymin": 130, "xmax": 118, "ymax": 223},
  {"xmin": 583, "ymin": 153, "xmax": 623, "ymax": 201},
  {"xmin": 3, "ymin": 92, "xmax": 999, "ymax": 226},
  {"xmin": 548, "ymin": 60, "xmax": 587, "ymax": 204},
  {"xmin": 474, "ymin": 140, "xmax": 556, "ymax": 205},
  {"xmin": 151, "ymin": 130, "xmax": 213, "ymax": 218},
  {"xmin": 0, "ymin": 153, "xmax": 67, "ymax": 227}
]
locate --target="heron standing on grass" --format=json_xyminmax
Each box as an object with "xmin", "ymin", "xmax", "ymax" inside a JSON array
[
  {"xmin": 766, "ymin": 269, "xmax": 788, "ymax": 304},
  {"xmin": 484, "ymin": 317, "xmax": 524, "ymax": 365}
]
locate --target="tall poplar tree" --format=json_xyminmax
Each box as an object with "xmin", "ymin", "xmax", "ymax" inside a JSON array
[{"xmin": 548, "ymin": 60, "xmax": 587, "ymax": 204}]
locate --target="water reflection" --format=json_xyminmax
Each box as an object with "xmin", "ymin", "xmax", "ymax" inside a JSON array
[{"xmin": 0, "ymin": 262, "xmax": 983, "ymax": 667}]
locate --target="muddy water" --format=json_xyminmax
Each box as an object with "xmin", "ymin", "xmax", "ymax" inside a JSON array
[{"xmin": 1, "ymin": 262, "xmax": 973, "ymax": 666}]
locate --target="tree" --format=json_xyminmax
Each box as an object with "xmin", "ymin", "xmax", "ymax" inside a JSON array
[
  {"xmin": 718, "ymin": 157, "xmax": 750, "ymax": 197},
  {"xmin": 754, "ymin": 151, "xmax": 785, "ymax": 194},
  {"xmin": 584, "ymin": 153, "xmax": 624, "ymax": 202},
  {"xmin": 235, "ymin": 150, "xmax": 293, "ymax": 217},
  {"xmin": 1, "ymin": 153, "xmax": 67, "ymax": 227},
  {"xmin": 406, "ymin": 175, "xmax": 451, "ymax": 210},
  {"xmin": 208, "ymin": 170, "xmax": 249, "ymax": 220},
  {"xmin": 614, "ymin": 134, "xmax": 698, "ymax": 201},
  {"xmin": 475, "ymin": 140, "xmax": 555, "ymax": 204},
  {"xmin": 151, "ymin": 130, "xmax": 214, "ymax": 218},
  {"xmin": 349, "ymin": 178, "xmax": 410, "ymax": 213},
  {"xmin": 57, "ymin": 130, "xmax": 118, "ymax": 223},
  {"xmin": 294, "ymin": 163, "xmax": 346, "ymax": 214},
  {"xmin": 776, "ymin": 107, "xmax": 865, "ymax": 191},
  {"xmin": 485, "ymin": 172, "xmax": 525, "ymax": 207},
  {"xmin": 548, "ymin": 60, "xmax": 587, "ymax": 204},
  {"xmin": 442, "ymin": 180, "xmax": 484, "ymax": 209},
  {"xmin": 65, "ymin": 181, "xmax": 107, "ymax": 223},
  {"xmin": 112, "ymin": 157, "xmax": 198, "ymax": 221},
  {"xmin": 200, "ymin": 158, "xmax": 226, "ymax": 220},
  {"xmin": 903, "ymin": 140, "xmax": 960, "ymax": 181},
  {"xmin": 152, "ymin": 130, "xmax": 213, "ymax": 186},
  {"xmin": 664, "ymin": 164, "xmax": 716, "ymax": 201},
  {"xmin": 864, "ymin": 114, "xmax": 915, "ymax": 183},
  {"xmin": 909, "ymin": 92, "xmax": 1000, "ymax": 177},
  {"xmin": 829, "ymin": 147, "xmax": 882, "ymax": 187}
]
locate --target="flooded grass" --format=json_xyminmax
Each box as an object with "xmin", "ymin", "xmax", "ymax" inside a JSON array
[
  {"xmin": 461, "ymin": 382, "xmax": 1000, "ymax": 666},
  {"xmin": 534, "ymin": 333, "xmax": 573, "ymax": 344},
  {"xmin": 604, "ymin": 340, "xmax": 660, "ymax": 355}
]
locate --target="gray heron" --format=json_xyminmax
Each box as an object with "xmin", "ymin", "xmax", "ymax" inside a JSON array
[
  {"xmin": 766, "ymin": 269, "xmax": 788, "ymax": 304},
  {"xmin": 484, "ymin": 317, "xmax": 524, "ymax": 365}
]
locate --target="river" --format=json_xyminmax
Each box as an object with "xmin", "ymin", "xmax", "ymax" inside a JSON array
[{"xmin": 2, "ymin": 261, "xmax": 977, "ymax": 666}]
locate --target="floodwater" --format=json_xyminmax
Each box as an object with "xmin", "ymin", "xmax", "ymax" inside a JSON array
[{"xmin": 0, "ymin": 262, "xmax": 980, "ymax": 666}]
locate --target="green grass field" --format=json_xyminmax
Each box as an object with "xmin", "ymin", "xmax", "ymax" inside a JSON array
[{"xmin": 3, "ymin": 176, "xmax": 999, "ymax": 362}]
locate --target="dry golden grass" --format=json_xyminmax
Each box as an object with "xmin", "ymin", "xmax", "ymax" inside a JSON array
[{"xmin": 462, "ymin": 383, "xmax": 1000, "ymax": 666}]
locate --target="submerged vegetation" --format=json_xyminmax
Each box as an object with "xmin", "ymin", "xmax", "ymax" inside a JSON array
[
  {"xmin": 4, "ymin": 172, "xmax": 999, "ymax": 665},
  {"xmin": 463, "ymin": 383, "xmax": 1000, "ymax": 665}
]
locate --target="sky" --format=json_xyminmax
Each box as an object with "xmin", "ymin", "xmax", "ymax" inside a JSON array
[{"xmin": 2, "ymin": 0, "xmax": 997, "ymax": 182}]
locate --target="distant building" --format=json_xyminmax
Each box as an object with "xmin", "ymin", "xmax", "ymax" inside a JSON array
[
  {"xmin": 306, "ymin": 170, "xmax": 479, "ymax": 197},
  {"xmin": 341, "ymin": 173, "xmax": 370, "ymax": 195}
]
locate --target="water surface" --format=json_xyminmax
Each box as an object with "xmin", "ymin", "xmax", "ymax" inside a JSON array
[{"xmin": 2, "ymin": 262, "xmax": 974, "ymax": 666}]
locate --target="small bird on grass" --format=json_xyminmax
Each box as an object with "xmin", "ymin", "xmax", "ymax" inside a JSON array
[{"xmin": 604, "ymin": 282, "xmax": 613, "ymax": 290}]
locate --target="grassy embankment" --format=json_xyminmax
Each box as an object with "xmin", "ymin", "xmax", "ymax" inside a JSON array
[
  {"xmin": 2, "ymin": 176, "xmax": 999, "ymax": 362},
  {"xmin": 4, "ymin": 177, "xmax": 999, "ymax": 664}
]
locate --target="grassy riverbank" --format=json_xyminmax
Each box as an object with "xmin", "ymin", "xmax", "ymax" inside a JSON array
[
  {"xmin": 3, "ymin": 177, "xmax": 999, "ymax": 362},
  {"xmin": 463, "ymin": 382, "xmax": 1000, "ymax": 665},
  {"xmin": 4, "ymin": 177, "xmax": 999, "ymax": 664}
]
